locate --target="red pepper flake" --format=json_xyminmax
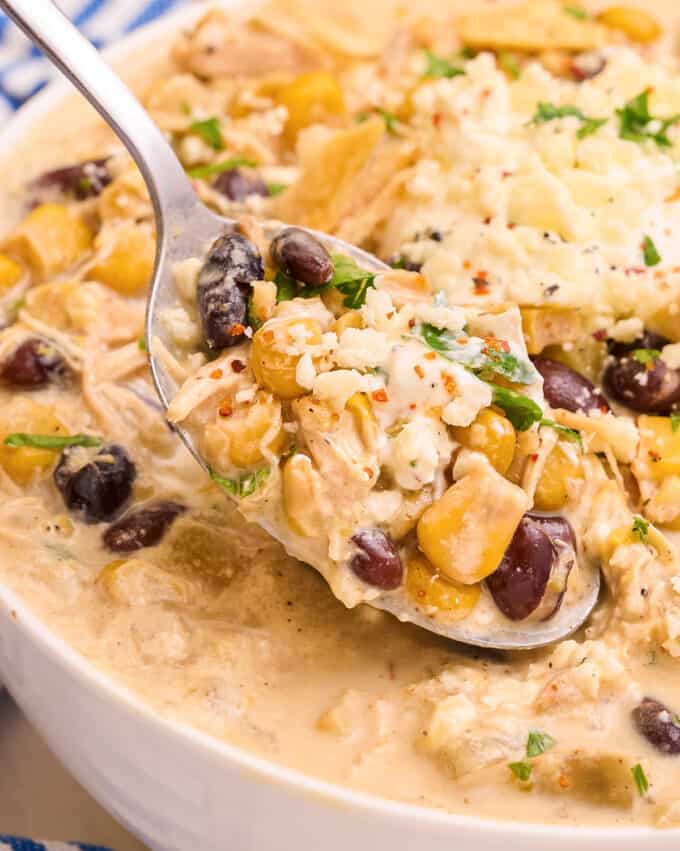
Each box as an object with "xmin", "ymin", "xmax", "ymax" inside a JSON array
[
  {"xmin": 386, "ymin": 311, "xmax": 395, "ymax": 319},
  {"xmin": 483, "ymin": 216, "xmax": 491, "ymax": 225},
  {"xmin": 501, "ymin": 170, "xmax": 513, "ymax": 179},
  {"xmin": 481, "ymin": 88, "xmax": 491, "ymax": 99},
  {"xmin": 372, "ymin": 389, "xmax": 389, "ymax": 403},
  {"xmin": 409, "ymin": 403, "xmax": 417, "ymax": 410},
  {"xmin": 507, "ymin": 222, "xmax": 516, "ymax": 229},
  {"xmin": 529, "ymin": 453, "xmax": 539, "ymax": 462},
  {"xmin": 592, "ymin": 328, "xmax": 607, "ymax": 342},
  {"xmin": 408, "ymin": 318, "xmax": 416, "ymax": 328},
  {"xmin": 476, "ymin": 269, "xmax": 488, "ymax": 280},
  {"xmin": 463, "ymin": 260, "xmax": 472, "ymax": 270},
  {"xmin": 229, "ymin": 323, "xmax": 246, "ymax": 337},
  {"xmin": 424, "ymin": 351, "xmax": 437, "ymax": 361},
  {"xmin": 558, "ymin": 775, "xmax": 571, "ymax": 790},
  {"xmin": 441, "ymin": 372, "xmax": 457, "ymax": 394},
  {"xmin": 625, "ymin": 267, "xmax": 646, "ymax": 276},
  {"xmin": 414, "ymin": 364, "xmax": 425, "ymax": 379},
  {"xmin": 210, "ymin": 369, "xmax": 223, "ymax": 380},
  {"xmin": 473, "ymin": 277, "xmax": 490, "ymax": 295},
  {"xmin": 483, "ymin": 335, "xmax": 510, "ymax": 353},
  {"xmin": 432, "ymin": 112, "xmax": 442, "ymax": 128},
  {"xmin": 230, "ymin": 359, "xmax": 246, "ymax": 373},
  {"xmin": 649, "ymin": 450, "xmax": 661, "ymax": 462},
  {"xmin": 363, "ymin": 467, "xmax": 374, "ymax": 478},
  {"xmin": 263, "ymin": 330, "xmax": 275, "ymax": 342},
  {"xmin": 218, "ymin": 404, "xmax": 233, "ymax": 418}
]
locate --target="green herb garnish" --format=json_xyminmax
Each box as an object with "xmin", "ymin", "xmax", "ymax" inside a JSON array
[
  {"xmin": 210, "ymin": 466, "xmax": 270, "ymax": 498},
  {"xmin": 267, "ymin": 182, "xmax": 289, "ymax": 197},
  {"xmin": 631, "ymin": 763, "xmax": 649, "ymax": 796},
  {"xmin": 617, "ymin": 90, "xmax": 680, "ymax": 149},
  {"xmin": 274, "ymin": 269, "xmax": 298, "ymax": 303},
  {"xmin": 632, "ymin": 348, "xmax": 661, "ymax": 366},
  {"xmin": 330, "ymin": 254, "xmax": 376, "ymax": 309},
  {"xmin": 642, "ymin": 235, "xmax": 661, "ymax": 267},
  {"xmin": 490, "ymin": 385, "xmax": 543, "ymax": 431},
  {"xmin": 531, "ymin": 102, "xmax": 607, "ymax": 139},
  {"xmin": 632, "ymin": 516, "xmax": 650, "ymax": 544},
  {"xmin": 137, "ymin": 336, "xmax": 147, "ymax": 352},
  {"xmin": 509, "ymin": 761, "xmax": 533, "ymax": 782},
  {"xmin": 498, "ymin": 52, "xmax": 521, "ymax": 80},
  {"xmin": 563, "ymin": 4, "xmax": 589, "ymax": 18},
  {"xmin": 423, "ymin": 49, "xmax": 465, "ymax": 79},
  {"xmin": 540, "ymin": 419, "xmax": 583, "ymax": 448},
  {"xmin": 577, "ymin": 117, "xmax": 608, "ymax": 139},
  {"xmin": 671, "ymin": 413, "xmax": 680, "ymax": 433},
  {"xmin": 420, "ymin": 324, "xmax": 537, "ymax": 385},
  {"xmin": 378, "ymin": 108, "xmax": 399, "ymax": 134},
  {"xmin": 189, "ymin": 117, "xmax": 224, "ymax": 151},
  {"xmin": 187, "ymin": 156, "xmax": 257, "ymax": 180},
  {"xmin": 526, "ymin": 731, "xmax": 556, "ymax": 758},
  {"xmin": 4, "ymin": 433, "xmax": 102, "ymax": 450}
]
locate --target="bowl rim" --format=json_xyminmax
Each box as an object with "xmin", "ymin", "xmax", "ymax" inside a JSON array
[{"xmin": 0, "ymin": 1, "xmax": 675, "ymax": 841}]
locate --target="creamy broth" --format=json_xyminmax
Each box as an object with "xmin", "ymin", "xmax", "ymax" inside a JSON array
[{"xmin": 1, "ymin": 0, "xmax": 680, "ymax": 832}]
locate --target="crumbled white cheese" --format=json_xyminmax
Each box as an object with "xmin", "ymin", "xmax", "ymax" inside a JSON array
[
  {"xmin": 335, "ymin": 328, "xmax": 390, "ymax": 369},
  {"xmin": 173, "ymin": 258, "xmax": 203, "ymax": 302},
  {"xmin": 312, "ymin": 369, "xmax": 369, "ymax": 410},
  {"xmin": 390, "ymin": 419, "xmax": 439, "ymax": 490},
  {"xmin": 661, "ymin": 343, "xmax": 680, "ymax": 370},
  {"xmin": 416, "ymin": 303, "xmax": 467, "ymax": 334},
  {"xmin": 161, "ymin": 306, "xmax": 201, "ymax": 348},
  {"xmin": 608, "ymin": 317, "xmax": 644, "ymax": 343},
  {"xmin": 295, "ymin": 352, "xmax": 317, "ymax": 389},
  {"xmin": 442, "ymin": 372, "xmax": 493, "ymax": 427}
]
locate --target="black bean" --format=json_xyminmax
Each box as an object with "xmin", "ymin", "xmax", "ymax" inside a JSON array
[
  {"xmin": 270, "ymin": 227, "xmax": 333, "ymax": 286},
  {"xmin": 29, "ymin": 158, "xmax": 111, "ymax": 203},
  {"xmin": 102, "ymin": 501, "xmax": 186, "ymax": 553},
  {"xmin": 608, "ymin": 331, "xmax": 668, "ymax": 358},
  {"xmin": 533, "ymin": 356, "xmax": 609, "ymax": 414},
  {"xmin": 350, "ymin": 528, "xmax": 403, "ymax": 590},
  {"xmin": 604, "ymin": 351, "xmax": 680, "ymax": 414},
  {"xmin": 54, "ymin": 444, "xmax": 136, "ymax": 523},
  {"xmin": 212, "ymin": 168, "xmax": 269, "ymax": 201},
  {"xmin": 0, "ymin": 338, "xmax": 68, "ymax": 388},
  {"xmin": 632, "ymin": 697, "xmax": 680, "ymax": 755},
  {"xmin": 197, "ymin": 232, "xmax": 264, "ymax": 350}
]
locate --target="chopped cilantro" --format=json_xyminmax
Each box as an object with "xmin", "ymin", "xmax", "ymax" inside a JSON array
[
  {"xmin": 498, "ymin": 51, "xmax": 521, "ymax": 80},
  {"xmin": 631, "ymin": 763, "xmax": 649, "ymax": 796},
  {"xmin": 577, "ymin": 117, "xmax": 608, "ymax": 139},
  {"xmin": 210, "ymin": 466, "xmax": 270, "ymax": 498},
  {"xmin": 137, "ymin": 335, "xmax": 147, "ymax": 352},
  {"xmin": 509, "ymin": 761, "xmax": 533, "ymax": 782},
  {"xmin": 632, "ymin": 348, "xmax": 661, "ymax": 365},
  {"xmin": 490, "ymin": 385, "xmax": 543, "ymax": 431},
  {"xmin": 632, "ymin": 516, "xmax": 650, "ymax": 544},
  {"xmin": 563, "ymin": 4, "xmax": 589, "ymax": 18},
  {"xmin": 4, "ymin": 433, "xmax": 102, "ymax": 450},
  {"xmin": 267, "ymin": 181, "xmax": 289, "ymax": 197},
  {"xmin": 617, "ymin": 90, "xmax": 680, "ymax": 149},
  {"xmin": 540, "ymin": 419, "xmax": 583, "ymax": 448},
  {"xmin": 378, "ymin": 108, "xmax": 399, "ymax": 134},
  {"xmin": 274, "ymin": 269, "xmax": 298, "ymax": 303},
  {"xmin": 420, "ymin": 324, "xmax": 537, "ymax": 384},
  {"xmin": 642, "ymin": 234, "xmax": 661, "ymax": 267},
  {"xmin": 423, "ymin": 49, "xmax": 465, "ymax": 79},
  {"xmin": 189, "ymin": 117, "xmax": 224, "ymax": 151},
  {"xmin": 246, "ymin": 294, "xmax": 263, "ymax": 331},
  {"xmin": 187, "ymin": 156, "xmax": 257, "ymax": 180},
  {"xmin": 329, "ymin": 254, "xmax": 376, "ymax": 308},
  {"xmin": 531, "ymin": 102, "xmax": 607, "ymax": 138},
  {"xmin": 671, "ymin": 413, "xmax": 680, "ymax": 433},
  {"xmin": 526, "ymin": 731, "xmax": 556, "ymax": 758}
]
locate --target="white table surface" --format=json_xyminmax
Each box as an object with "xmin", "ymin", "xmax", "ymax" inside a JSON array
[{"xmin": 0, "ymin": 688, "xmax": 147, "ymax": 850}]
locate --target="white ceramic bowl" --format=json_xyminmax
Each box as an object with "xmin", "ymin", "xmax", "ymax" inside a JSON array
[{"xmin": 0, "ymin": 6, "xmax": 678, "ymax": 849}]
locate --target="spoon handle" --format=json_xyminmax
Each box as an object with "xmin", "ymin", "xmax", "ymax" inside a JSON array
[{"xmin": 0, "ymin": 0, "xmax": 197, "ymax": 230}]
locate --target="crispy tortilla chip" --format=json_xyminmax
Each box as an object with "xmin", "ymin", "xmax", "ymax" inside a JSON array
[
  {"xmin": 172, "ymin": 10, "xmax": 325, "ymax": 79},
  {"xmin": 459, "ymin": 0, "xmax": 608, "ymax": 52}
]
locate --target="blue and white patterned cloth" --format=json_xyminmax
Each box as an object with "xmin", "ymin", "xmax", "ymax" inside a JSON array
[
  {"xmin": 0, "ymin": 0, "xmax": 185, "ymax": 119},
  {"xmin": 0, "ymin": 3, "xmax": 187, "ymax": 849},
  {"xmin": 0, "ymin": 838, "xmax": 111, "ymax": 850}
]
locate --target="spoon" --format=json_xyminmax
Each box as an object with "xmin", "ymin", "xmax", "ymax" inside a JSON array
[{"xmin": 2, "ymin": 0, "xmax": 600, "ymax": 650}]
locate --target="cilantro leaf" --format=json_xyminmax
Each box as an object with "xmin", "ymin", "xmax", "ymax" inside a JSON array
[
  {"xmin": 378, "ymin": 108, "xmax": 399, "ymax": 134},
  {"xmin": 423, "ymin": 50, "xmax": 465, "ymax": 79},
  {"xmin": 498, "ymin": 51, "xmax": 521, "ymax": 80},
  {"xmin": 526, "ymin": 731, "xmax": 556, "ymax": 758},
  {"xmin": 274, "ymin": 270, "xmax": 298, "ymax": 302},
  {"xmin": 4, "ymin": 433, "xmax": 102, "ymax": 450},
  {"xmin": 509, "ymin": 761, "xmax": 533, "ymax": 782},
  {"xmin": 137, "ymin": 335, "xmax": 147, "ymax": 352},
  {"xmin": 671, "ymin": 413, "xmax": 680, "ymax": 433},
  {"xmin": 642, "ymin": 235, "xmax": 661, "ymax": 267},
  {"xmin": 577, "ymin": 117, "xmax": 608, "ymax": 139},
  {"xmin": 563, "ymin": 4, "xmax": 589, "ymax": 18},
  {"xmin": 631, "ymin": 763, "xmax": 649, "ymax": 796},
  {"xmin": 210, "ymin": 466, "xmax": 270, "ymax": 498},
  {"xmin": 540, "ymin": 419, "xmax": 583, "ymax": 448},
  {"xmin": 632, "ymin": 348, "xmax": 661, "ymax": 365},
  {"xmin": 420, "ymin": 325, "xmax": 537, "ymax": 384},
  {"xmin": 187, "ymin": 156, "xmax": 257, "ymax": 180},
  {"xmin": 489, "ymin": 385, "xmax": 543, "ymax": 431},
  {"xmin": 531, "ymin": 102, "xmax": 607, "ymax": 139},
  {"xmin": 267, "ymin": 181, "xmax": 289, "ymax": 197},
  {"xmin": 189, "ymin": 117, "xmax": 224, "ymax": 151},
  {"xmin": 632, "ymin": 516, "xmax": 650, "ymax": 544},
  {"xmin": 617, "ymin": 90, "xmax": 680, "ymax": 148},
  {"xmin": 329, "ymin": 254, "xmax": 376, "ymax": 308}
]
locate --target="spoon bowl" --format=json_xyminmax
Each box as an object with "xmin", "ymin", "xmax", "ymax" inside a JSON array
[{"xmin": 1, "ymin": 0, "xmax": 600, "ymax": 651}]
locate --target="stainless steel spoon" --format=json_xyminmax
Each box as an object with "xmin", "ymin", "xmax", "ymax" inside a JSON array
[{"xmin": 2, "ymin": 0, "xmax": 600, "ymax": 650}]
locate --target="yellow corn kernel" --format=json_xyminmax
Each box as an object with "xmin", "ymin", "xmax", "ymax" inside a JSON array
[
  {"xmin": 282, "ymin": 452, "xmax": 325, "ymax": 537},
  {"xmin": 636, "ymin": 415, "xmax": 680, "ymax": 481},
  {"xmin": 405, "ymin": 555, "xmax": 480, "ymax": 619},
  {"xmin": 451, "ymin": 408, "xmax": 516, "ymax": 475},
  {"xmin": 251, "ymin": 317, "xmax": 322, "ymax": 399},
  {"xmin": 543, "ymin": 337, "xmax": 607, "ymax": 384},
  {"xmin": 0, "ymin": 253, "xmax": 24, "ymax": 291},
  {"xmin": 534, "ymin": 443, "xmax": 584, "ymax": 511},
  {"xmin": 646, "ymin": 303, "xmax": 680, "ymax": 343},
  {"xmin": 98, "ymin": 558, "xmax": 191, "ymax": 606},
  {"xmin": 4, "ymin": 203, "xmax": 93, "ymax": 280},
  {"xmin": 205, "ymin": 392, "xmax": 286, "ymax": 470},
  {"xmin": 332, "ymin": 310, "xmax": 364, "ymax": 335},
  {"xmin": 645, "ymin": 475, "xmax": 680, "ymax": 530},
  {"xmin": 345, "ymin": 393, "xmax": 378, "ymax": 451},
  {"xmin": 417, "ymin": 461, "xmax": 529, "ymax": 584},
  {"xmin": 0, "ymin": 398, "xmax": 67, "ymax": 484},
  {"xmin": 520, "ymin": 307, "xmax": 584, "ymax": 355},
  {"xmin": 89, "ymin": 222, "xmax": 155, "ymax": 295},
  {"xmin": 597, "ymin": 6, "xmax": 662, "ymax": 43},
  {"xmin": 277, "ymin": 71, "xmax": 345, "ymax": 143}
]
